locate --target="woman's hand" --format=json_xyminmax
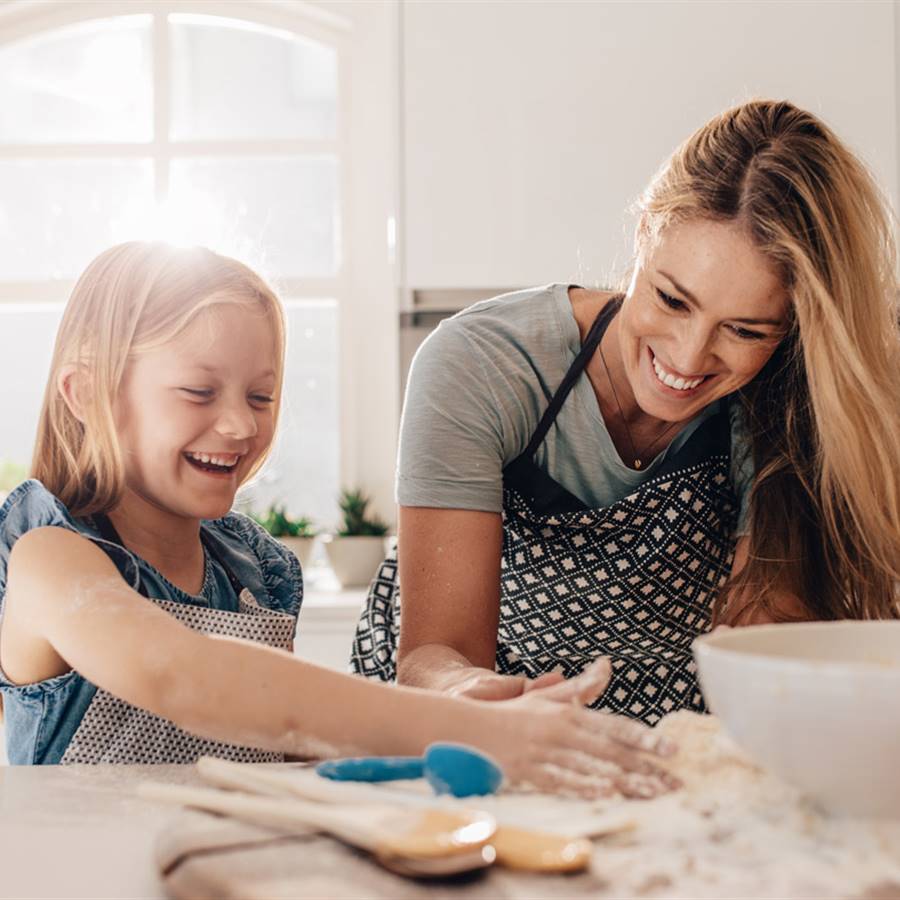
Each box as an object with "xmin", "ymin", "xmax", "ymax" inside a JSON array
[
  {"xmin": 441, "ymin": 667, "xmax": 567, "ymax": 700},
  {"xmin": 473, "ymin": 659, "xmax": 680, "ymax": 800}
]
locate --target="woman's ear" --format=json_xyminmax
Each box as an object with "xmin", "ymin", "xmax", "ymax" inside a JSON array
[{"xmin": 57, "ymin": 364, "xmax": 89, "ymax": 423}]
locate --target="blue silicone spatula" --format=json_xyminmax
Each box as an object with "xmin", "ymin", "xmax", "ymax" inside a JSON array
[{"xmin": 315, "ymin": 742, "xmax": 504, "ymax": 797}]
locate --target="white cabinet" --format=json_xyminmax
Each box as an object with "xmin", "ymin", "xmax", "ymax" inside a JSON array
[
  {"xmin": 294, "ymin": 588, "xmax": 366, "ymax": 671},
  {"xmin": 401, "ymin": 0, "xmax": 897, "ymax": 289}
]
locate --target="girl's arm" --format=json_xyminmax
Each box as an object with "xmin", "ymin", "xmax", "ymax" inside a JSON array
[{"xmin": 1, "ymin": 526, "xmax": 677, "ymax": 796}]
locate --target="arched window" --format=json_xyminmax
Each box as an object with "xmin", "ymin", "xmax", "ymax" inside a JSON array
[{"xmin": 0, "ymin": 2, "xmax": 350, "ymax": 524}]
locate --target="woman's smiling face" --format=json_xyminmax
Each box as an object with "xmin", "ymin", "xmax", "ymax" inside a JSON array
[{"xmin": 616, "ymin": 217, "xmax": 790, "ymax": 423}]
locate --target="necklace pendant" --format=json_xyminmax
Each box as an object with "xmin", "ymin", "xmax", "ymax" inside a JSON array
[{"xmin": 634, "ymin": 459, "xmax": 642, "ymax": 469}]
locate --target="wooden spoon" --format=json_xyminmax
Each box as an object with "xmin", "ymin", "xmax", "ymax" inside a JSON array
[
  {"xmin": 196, "ymin": 757, "xmax": 598, "ymax": 874},
  {"xmin": 138, "ymin": 782, "xmax": 496, "ymax": 878}
]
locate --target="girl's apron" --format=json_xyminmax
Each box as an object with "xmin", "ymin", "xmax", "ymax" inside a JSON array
[
  {"xmin": 60, "ymin": 516, "xmax": 296, "ymax": 764},
  {"xmin": 351, "ymin": 298, "xmax": 738, "ymax": 725}
]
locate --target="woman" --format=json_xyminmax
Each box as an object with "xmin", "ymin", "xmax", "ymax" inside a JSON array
[{"xmin": 352, "ymin": 100, "xmax": 900, "ymax": 724}]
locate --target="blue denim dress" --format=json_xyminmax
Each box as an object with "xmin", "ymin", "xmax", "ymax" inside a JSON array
[{"xmin": 0, "ymin": 480, "xmax": 303, "ymax": 764}]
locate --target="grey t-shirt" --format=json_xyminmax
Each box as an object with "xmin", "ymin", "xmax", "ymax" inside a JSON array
[{"xmin": 397, "ymin": 284, "xmax": 753, "ymax": 534}]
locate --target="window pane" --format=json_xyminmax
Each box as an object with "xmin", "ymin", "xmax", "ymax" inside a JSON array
[
  {"xmin": 170, "ymin": 15, "xmax": 337, "ymax": 141},
  {"xmin": 0, "ymin": 303, "xmax": 64, "ymax": 471},
  {"xmin": 168, "ymin": 157, "xmax": 338, "ymax": 278},
  {"xmin": 0, "ymin": 16, "xmax": 152, "ymax": 143},
  {"xmin": 0, "ymin": 160, "xmax": 153, "ymax": 281},
  {"xmin": 239, "ymin": 300, "xmax": 339, "ymax": 528}
]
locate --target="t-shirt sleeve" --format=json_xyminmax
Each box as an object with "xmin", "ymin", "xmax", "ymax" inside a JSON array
[
  {"xmin": 728, "ymin": 400, "xmax": 756, "ymax": 537},
  {"xmin": 397, "ymin": 319, "xmax": 509, "ymax": 513}
]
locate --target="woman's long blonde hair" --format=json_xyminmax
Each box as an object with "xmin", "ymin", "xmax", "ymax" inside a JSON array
[
  {"xmin": 32, "ymin": 242, "xmax": 286, "ymax": 517},
  {"xmin": 637, "ymin": 99, "xmax": 900, "ymax": 622}
]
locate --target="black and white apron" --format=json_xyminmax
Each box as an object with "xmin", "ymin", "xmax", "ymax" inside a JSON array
[
  {"xmin": 351, "ymin": 298, "xmax": 738, "ymax": 725},
  {"xmin": 61, "ymin": 516, "xmax": 296, "ymax": 764}
]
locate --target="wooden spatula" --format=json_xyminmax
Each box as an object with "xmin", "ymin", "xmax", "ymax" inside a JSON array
[{"xmin": 138, "ymin": 781, "xmax": 496, "ymax": 879}]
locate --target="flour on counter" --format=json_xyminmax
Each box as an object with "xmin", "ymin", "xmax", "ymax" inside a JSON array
[{"xmin": 570, "ymin": 711, "xmax": 900, "ymax": 899}]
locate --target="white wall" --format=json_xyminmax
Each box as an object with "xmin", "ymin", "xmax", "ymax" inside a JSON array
[{"xmin": 401, "ymin": 0, "xmax": 898, "ymax": 290}]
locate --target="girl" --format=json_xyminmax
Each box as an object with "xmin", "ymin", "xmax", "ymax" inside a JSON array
[
  {"xmin": 0, "ymin": 242, "xmax": 675, "ymax": 798},
  {"xmin": 352, "ymin": 99, "xmax": 900, "ymax": 722}
]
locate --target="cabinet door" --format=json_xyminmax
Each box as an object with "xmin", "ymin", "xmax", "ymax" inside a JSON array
[{"xmin": 402, "ymin": 0, "xmax": 896, "ymax": 289}]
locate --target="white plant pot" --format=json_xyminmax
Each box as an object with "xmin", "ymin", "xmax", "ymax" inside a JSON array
[
  {"xmin": 277, "ymin": 536, "xmax": 317, "ymax": 572},
  {"xmin": 323, "ymin": 535, "xmax": 388, "ymax": 588}
]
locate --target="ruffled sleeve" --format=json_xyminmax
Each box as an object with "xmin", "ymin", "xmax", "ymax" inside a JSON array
[{"xmin": 204, "ymin": 512, "xmax": 303, "ymax": 619}]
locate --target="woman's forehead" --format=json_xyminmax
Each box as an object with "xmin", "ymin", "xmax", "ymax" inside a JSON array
[{"xmin": 645, "ymin": 219, "xmax": 789, "ymax": 317}]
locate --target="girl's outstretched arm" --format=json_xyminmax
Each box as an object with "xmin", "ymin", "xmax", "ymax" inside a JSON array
[{"xmin": 2, "ymin": 526, "xmax": 677, "ymax": 797}]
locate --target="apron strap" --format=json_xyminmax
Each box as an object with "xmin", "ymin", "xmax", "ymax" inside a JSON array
[
  {"xmin": 521, "ymin": 293, "xmax": 623, "ymax": 460},
  {"xmin": 91, "ymin": 513, "xmax": 245, "ymax": 599}
]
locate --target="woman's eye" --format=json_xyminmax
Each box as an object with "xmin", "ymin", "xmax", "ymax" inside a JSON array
[
  {"xmin": 729, "ymin": 325, "xmax": 765, "ymax": 341},
  {"xmin": 656, "ymin": 288, "xmax": 686, "ymax": 311},
  {"xmin": 250, "ymin": 395, "xmax": 274, "ymax": 405}
]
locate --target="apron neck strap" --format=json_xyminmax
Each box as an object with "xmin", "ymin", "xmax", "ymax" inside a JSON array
[{"xmin": 522, "ymin": 293, "xmax": 623, "ymax": 460}]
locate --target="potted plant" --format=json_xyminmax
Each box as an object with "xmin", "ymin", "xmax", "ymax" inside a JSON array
[
  {"xmin": 323, "ymin": 488, "xmax": 390, "ymax": 588},
  {"xmin": 252, "ymin": 505, "xmax": 318, "ymax": 571}
]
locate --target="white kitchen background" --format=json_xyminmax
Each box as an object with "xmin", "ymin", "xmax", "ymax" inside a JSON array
[{"xmin": 0, "ymin": 0, "xmax": 897, "ymax": 718}]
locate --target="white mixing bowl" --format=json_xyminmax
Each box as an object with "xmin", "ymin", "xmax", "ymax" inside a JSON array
[{"xmin": 693, "ymin": 621, "xmax": 900, "ymax": 818}]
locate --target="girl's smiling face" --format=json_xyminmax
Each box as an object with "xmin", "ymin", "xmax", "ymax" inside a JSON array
[
  {"xmin": 615, "ymin": 218, "xmax": 790, "ymax": 423},
  {"xmin": 114, "ymin": 302, "xmax": 278, "ymax": 521}
]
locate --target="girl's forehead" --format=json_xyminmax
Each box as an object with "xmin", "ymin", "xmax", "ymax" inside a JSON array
[
  {"xmin": 138, "ymin": 302, "xmax": 279, "ymax": 377},
  {"xmin": 172, "ymin": 302, "xmax": 276, "ymax": 349}
]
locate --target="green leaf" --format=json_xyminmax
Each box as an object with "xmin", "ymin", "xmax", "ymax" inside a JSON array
[
  {"xmin": 250, "ymin": 504, "xmax": 317, "ymax": 538},
  {"xmin": 336, "ymin": 488, "xmax": 389, "ymax": 537}
]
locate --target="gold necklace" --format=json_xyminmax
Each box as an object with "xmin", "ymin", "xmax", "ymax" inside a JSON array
[{"xmin": 598, "ymin": 346, "xmax": 680, "ymax": 470}]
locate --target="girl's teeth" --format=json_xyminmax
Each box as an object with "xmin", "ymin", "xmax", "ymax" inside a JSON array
[{"xmin": 186, "ymin": 452, "xmax": 238, "ymax": 467}]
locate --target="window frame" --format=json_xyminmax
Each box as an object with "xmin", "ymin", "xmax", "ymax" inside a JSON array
[{"xmin": 0, "ymin": 0, "xmax": 396, "ymax": 521}]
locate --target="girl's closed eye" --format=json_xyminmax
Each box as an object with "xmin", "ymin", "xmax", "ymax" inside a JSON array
[
  {"xmin": 250, "ymin": 394, "xmax": 274, "ymax": 406},
  {"xmin": 180, "ymin": 387, "xmax": 214, "ymax": 400}
]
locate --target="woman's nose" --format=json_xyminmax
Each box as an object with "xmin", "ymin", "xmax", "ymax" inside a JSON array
[{"xmin": 670, "ymin": 324, "xmax": 715, "ymax": 375}]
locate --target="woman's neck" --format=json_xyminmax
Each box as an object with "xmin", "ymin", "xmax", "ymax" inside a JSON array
[
  {"xmin": 569, "ymin": 288, "xmax": 647, "ymax": 427},
  {"xmin": 106, "ymin": 490, "xmax": 205, "ymax": 594}
]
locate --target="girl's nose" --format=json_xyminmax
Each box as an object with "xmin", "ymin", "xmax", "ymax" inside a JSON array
[{"xmin": 215, "ymin": 404, "xmax": 258, "ymax": 440}]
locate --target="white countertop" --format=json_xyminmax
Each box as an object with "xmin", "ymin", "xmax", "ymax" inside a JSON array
[{"xmin": 4, "ymin": 716, "xmax": 900, "ymax": 900}]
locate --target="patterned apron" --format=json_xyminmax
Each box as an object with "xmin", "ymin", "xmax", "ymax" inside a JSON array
[
  {"xmin": 351, "ymin": 298, "xmax": 738, "ymax": 725},
  {"xmin": 61, "ymin": 516, "xmax": 296, "ymax": 764}
]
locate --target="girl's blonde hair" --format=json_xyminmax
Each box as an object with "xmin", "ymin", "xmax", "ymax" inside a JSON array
[
  {"xmin": 32, "ymin": 242, "xmax": 286, "ymax": 517},
  {"xmin": 637, "ymin": 99, "xmax": 900, "ymax": 622}
]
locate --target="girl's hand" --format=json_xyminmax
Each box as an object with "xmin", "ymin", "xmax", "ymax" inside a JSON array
[{"xmin": 477, "ymin": 660, "xmax": 681, "ymax": 800}]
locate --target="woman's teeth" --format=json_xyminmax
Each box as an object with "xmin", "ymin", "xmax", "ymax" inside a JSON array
[
  {"xmin": 184, "ymin": 451, "xmax": 239, "ymax": 472},
  {"xmin": 652, "ymin": 355, "xmax": 705, "ymax": 391}
]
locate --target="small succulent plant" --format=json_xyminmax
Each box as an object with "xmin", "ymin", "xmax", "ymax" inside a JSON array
[
  {"xmin": 252, "ymin": 505, "xmax": 317, "ymax": 538},
  {"xmin": 336, "ymin": 488, "xmax": 389, "ymax": 537}
]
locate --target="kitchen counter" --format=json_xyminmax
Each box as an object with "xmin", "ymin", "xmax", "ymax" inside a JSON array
[{"xmin": 3, "ymin": 715, "xmax": 900, "ymax": 900}]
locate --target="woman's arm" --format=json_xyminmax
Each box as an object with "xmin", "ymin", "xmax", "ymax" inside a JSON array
[
  {"xmin": 396, "ymin": 506, "xmax": 564, "ymax": 699},
  {"xmin": 1, "ymin": 526, "xmax": 675, "ymax": 796}
]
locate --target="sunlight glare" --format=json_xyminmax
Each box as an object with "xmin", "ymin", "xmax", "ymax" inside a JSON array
[{"xmin": 115, "ymin": 188, "xmax": 265, "ymax": 274}]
